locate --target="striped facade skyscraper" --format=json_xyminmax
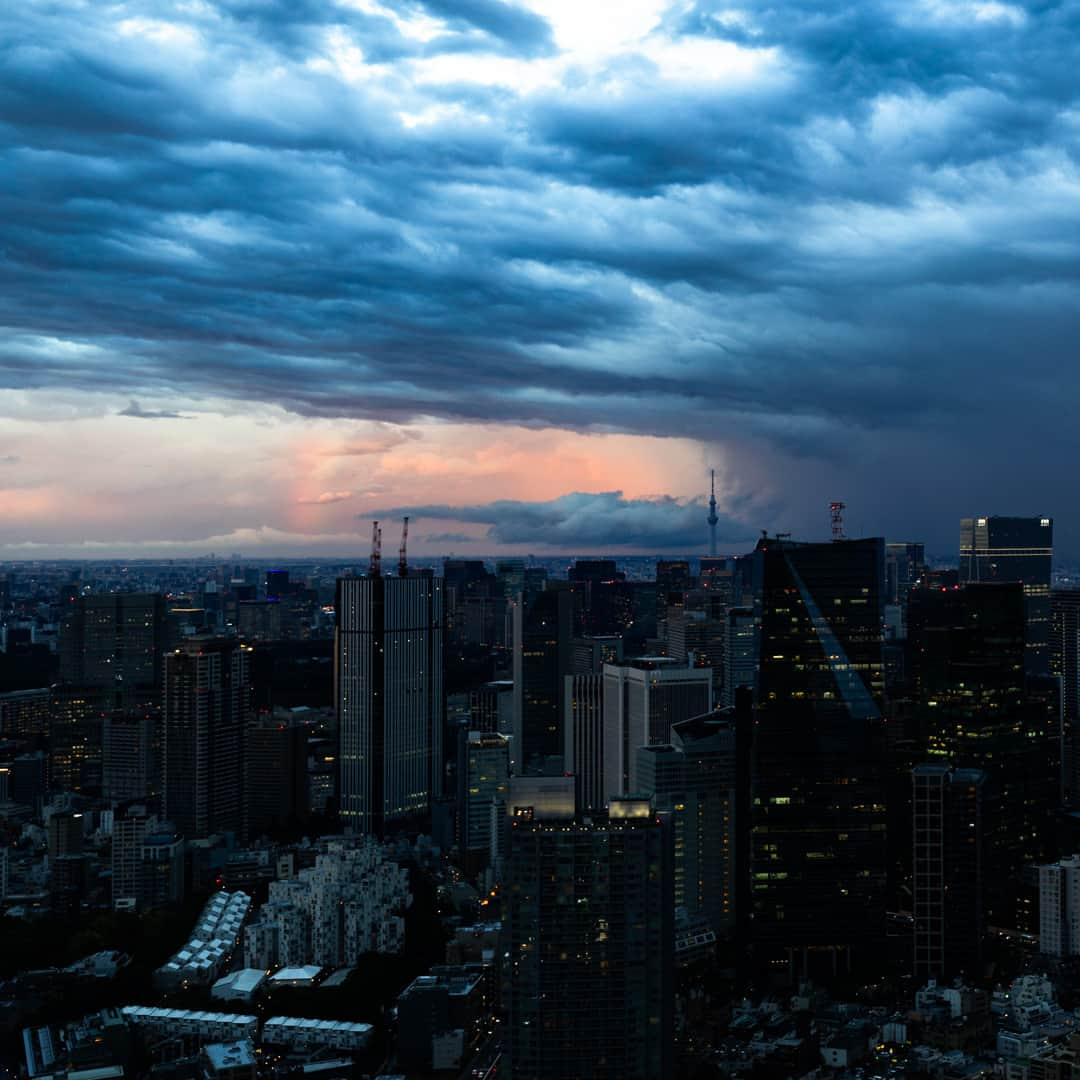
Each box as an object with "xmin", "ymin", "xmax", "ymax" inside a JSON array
[{"xmin": 336, "ymin": 573, "xmax": 443, "ymax": 837}]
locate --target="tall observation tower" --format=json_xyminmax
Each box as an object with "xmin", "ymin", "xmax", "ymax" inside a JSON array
[{"xmin": 707, "ymin": 469, "xmax": 719, "ymax": 557}]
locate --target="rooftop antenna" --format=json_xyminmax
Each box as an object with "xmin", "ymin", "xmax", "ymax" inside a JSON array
[
  {"xmin": 370, "ymin": 520, "xmax": 382, "ymax": 577},
  {"xmin": 398, "ymin": 516, "xmax": 409, "ymax": 578},
  {"xmin": 707, "ymin": 469, "xmax": 719, "ymax": 557},
  {"xmin": 830, "ymin": 501, "xmax": 846, "ymax": 542}
]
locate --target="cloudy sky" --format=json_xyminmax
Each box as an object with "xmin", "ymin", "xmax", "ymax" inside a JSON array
[{"xmin": 2, "ymin": 0, "xmax": 1078, "ymax": 559}]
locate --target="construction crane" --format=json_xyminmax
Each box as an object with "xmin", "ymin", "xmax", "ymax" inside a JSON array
[
  {"xmin": 369, "ymin": 520, "xmax": 382, "ymax": 577},
  {"xmin": 830, "ymin": 501, "xmax": 846, "ymax": 542},
  {"xmin": 398, "ymin": 516, "xmax": 409, "ymax": 578},
  {"xmin": 707, "ymin": 469, "xmax": 719, "ymax": 557}
]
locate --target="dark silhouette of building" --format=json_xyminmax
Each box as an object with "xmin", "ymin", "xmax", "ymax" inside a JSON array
[
  {"xmin": 1052, "ymin": 588, "xmax": 1080, "ymax": 804},
  {"xmin": 636, "ymin": 702, "xmax": 752, "ymax": 939},
  {"xmin": 336, "ymin": 572, "xmax": 443, "ymax": 836},
  {"xmin": 960, "ymin": 516, "xmax": 1052, "ymax": 676},
  {"xmin": 512, "ymin": 584, "xmax": 572, "ymax": 775},
  {"xmin": 163, "ymin": 640, "xmax": 252, "ymax": 841},
  {"xmin": 750, "ymin": 536, "xmax": 888, "ymax": 983},
  {"xmin": 908, "ymin": 581, "xmax": 1061, "ymax": 933},
  {"xmin": 246, "ymin": 717, "xmax": 308, "ymax": 837},
  {"xmin": 506, "ymin": 795, "xmax": 673, "ymax": 1080},
  {"xmin": 58, "ymin": 594, "xmax": 167, "ymax": 704},
  {"xmin": 567, "ymin": 560, "xmax": 633, "ymax": 638},
  {"xmin": 913, "ymin": 764, "xmax": 985, "ymax": 981},
  {"xmin": 655, "ymin": 559, "xmax": 692, "ymax": 635},
  {"xmin": 602, "ymin": 657, "xmax": 713, "ymax": 802},
  {"xmin": 564, "ymin": 671, "xmax": 604, "ymax": 813}
]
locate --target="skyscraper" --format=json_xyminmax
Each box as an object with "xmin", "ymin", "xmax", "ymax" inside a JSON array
[
  {"xmin": 457, "ymin": 730, "xmax": 509, "ymax": 872},
  {"xmin": 1052, "ymin": 589, "xmax": 1080, "ymax": 803},
  {"xmin": 750, "ymin": 536, "xmax": 888, "ymax": 982},
  {"xmin": 960, "ymin": 516, "xmax": 1052, "ymax": 675},
  {"xmin": 511, "ymin": 584, "xmax": 572, "ymax": 775},
  {"xmin": 908, "ymin": 581, "xmax": 1061, "ymax": 932},
  {"xmin": 913, "ymin": 765, "xmax": 985, "ymax": 980},
  {"xmin": 336, "ymin": 573, "xmax": 443, "ymax": 837},
  {"xmin": 1039, "ymin": 855, "xmax": 1080, "ymax": 958},
  {"xmin": 602, "ymin": 658, "xmax": 713, "ymax": 802},
  {"xmin": 163, "ymin": 639, "xmax": 253, "ymax": 841},
  {"xmin": 506, "ymin": 795, "xmax": 673, "ymax": 1080},
  {"xmin": 635, "ymin": 704, "xmax": 751, "ymax": 939},
  {"xmin": 563, "ymin": 672, "xmax": 604, "ymax": 813},
  {"xmin": 59, "ymin": 593, "xmax": 168, "ymax": 705}
]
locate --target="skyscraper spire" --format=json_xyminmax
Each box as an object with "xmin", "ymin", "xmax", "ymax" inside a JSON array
[{"xmin": 707, "ymin": 468, "xmax": 719, "ymax": 557}]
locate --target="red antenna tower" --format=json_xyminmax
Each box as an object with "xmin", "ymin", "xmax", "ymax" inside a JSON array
[
  {"xmin": 370, "ymin": 520, "xmax": 382, "ymax": 576},
  {"xmin": 829, "ymin": 501, "xmax": 846, "ymax": 542}
]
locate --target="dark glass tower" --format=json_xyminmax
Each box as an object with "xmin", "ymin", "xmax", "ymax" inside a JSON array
[
  {"xmin": 908, "ymin": 581, "xmax": 1060, "ymax": 932},
  {"xmin": 750, "ymin": 536, "xmax": 888, "ymax": 983},
  {"xmin": 336, "ymin": 573, "xmax": 444, "ymax": 837},
  {"xmin": 506, "ymin": 796, "xmax": 673, "ymax": 1080},
  {"xmin": 912, "ymin": 764, "xmax": 985, "ymax": 981},
  {"xmin": 960, "ymin": 516, "xmax": 1052, "ymax": 676},
  {"xmin": 163, "ymin": 639, "xmax": 252, "ymax": 841},
  {"xmin": 512, "ymin": 585, "xmax": 572, "ymax": 775},
  {"xmin": 1052, "ymin": 589, "xmax": 1080, "ymax": 804}
]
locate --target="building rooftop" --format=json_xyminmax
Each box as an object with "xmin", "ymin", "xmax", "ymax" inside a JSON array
[
  {"xmin": 264, "ymin": 1016, "xmax": 374, "ymax": 1034},
  {"xmin": 212, "ymin": 969, "xmax": 267, "ymax": 997},
  {"xmin": 270, "ymin": 966, "xmax": 323, "ymax": 984},
  {"xmin": 204, "ymin": 1040, "xmax": 256, "ymax": 1072}
]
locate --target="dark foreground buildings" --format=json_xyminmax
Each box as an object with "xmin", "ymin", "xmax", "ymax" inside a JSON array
[
  {"xmin": 750, "ymin": 536, "xmax": 888, "ymax": 983},
  {"xmin": 506, "ymin": 794, "xmax": 674, "ymax": 1080}
]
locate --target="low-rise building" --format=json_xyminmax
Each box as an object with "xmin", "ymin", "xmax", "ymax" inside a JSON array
[{"xmin": 261, "ymin": 1016, "xmax": 373, "ymax": 1053}]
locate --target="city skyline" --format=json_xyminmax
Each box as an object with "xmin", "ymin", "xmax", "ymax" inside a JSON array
[{"xmin": 3, "ymin": 2, "xmax": 1080, "ymax": 558}]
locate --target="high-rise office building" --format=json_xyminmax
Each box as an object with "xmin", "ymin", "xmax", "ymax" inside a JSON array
[
  {"xmin": 511, "ymin": 585, "xmax": 572, "ymax": 775},
  {"xmin": 1052, "ymin": 589, "xmax": 1080, "ymax": 803},
  {"xmin": 457, "ymin": 730, "xmax": 509, "ymax": 871},
  {"xmin": 635, "ymin": 704, "xmax": 751, "ymax": 939},
  {"xmin": 909, "ymin": 581, "xmax": 1061, "ymax": 932},
  {"xmin": 48, "ymin": 686, "xmax": 103, "ymax": 794},
  {"xmin": 569, "ymin": 635, "xmax": 623, "ymax": 675},
  {"xmin": 960, "ymin": 516, "xmax": 1052, "ymax": 676},
  {"xmin": 336, "ymin": 573, "xmax": 443, "ymax": 837},
  {"xmin": 112, "ymin": 802, "xmax": 184, "ymax": 911},
  {"xmin": 563, "ymin": 672, "xmax": 604, "ymax": 813},
  {"xmin": 0, "ymin": 688, "xmax": 50, "ymax": 740},
  {"xmin": 102, "ymin": 710, "xmax": 157, "ymax": 805},
  {"xmin": 246, "ymin": 717, "xmax": 308, "ymax": 838},
  {"xmin": 163, "ymin": 640, "xmax": 253, "ymax": 841},
  {"xmin": 751, "ymin": 536, "xmax": 888, "ymax": 982},
  {"xmin": 655, "ymin": 560, "xmax": 692, "ymax": 635},
  {"xmin": 602, "ymin": 658, "xmax": 712, "ymax": 802},
  {"xmin": 506, "ymin": 795, "xmax": 673, "ymax": 1080},
  {"xmin": 666, "ymin": 608, "xmax": 725, "ymax": 697},
  {"xmin": 468, "ymin": 680, "xmax": 514, "ymax": 737},
  {"xmin": 567, "ymin": 560, "xmax": 633, "ymax": 637},
  {"xmin": 1039, "ymin": 855, "xmax": 1080, "ymax": 958},
  {"xmin": 913, "ymin": 765, "xmax": 985, "ymax": 980},
  {"xmin": 58, "ymin": 593, "xmax": 168, "ymax": 704},
  {"xmin": 722, "ymin": 607, "xmax": 756, "ymax": 709},
  {"xmin": 47, "ymin": 811, "xmax": 84, "ymax": 860}
]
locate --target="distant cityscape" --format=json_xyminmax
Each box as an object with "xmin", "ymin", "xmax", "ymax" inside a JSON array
[{"xmin": 0, "ymin": 513, "xmax": 1078, "ymax": 1079}]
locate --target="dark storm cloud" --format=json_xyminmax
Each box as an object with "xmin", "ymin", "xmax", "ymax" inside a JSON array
[
  {"xmin": 375, "ymin": 491, "xmax": 755, "ymax": 549},
  {"xmin": 2, "ymin": 0, "xmax": 1080, "ymax": 548},
  {"xmin": 119, "ymin": 400, "xmax": 191, "ymax": 420}
]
